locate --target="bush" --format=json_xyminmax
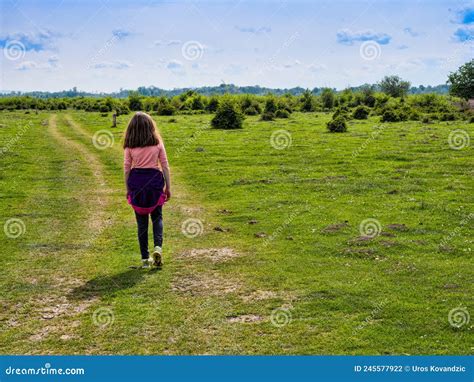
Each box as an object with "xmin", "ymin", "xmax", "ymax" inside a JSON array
[
  {"xmin": 157, "ymin": 103, "xmax": 176, "ymax": 116},
  {"xmin": 99, "ymin": 103, "xmax": 111, "ymax": 113},
  {"xmin": 206, "ymin": 97, "xmax": 219, "ymax": 112},
  {"xmin": 277, "ymin": 99, "xmax": 292, "ymax": 114},
  {"xmin": 211, "ymin": 98, "xmax": 244, "ymax": 129},
  {"xmin": 275, "ymin": 109, "xmax": 290, "ymax": 118},
  {"xmin": 300, "ymin": 90, "xmax": 314, "ymax": 112},
  {"xmin": 333, "ymin": 106, "xmax": 350, "ymax": 120},
  {"xmin": 260, "ymin": 112, "xmax": 275, "ymax": 121},
  {"xmin": 381, "ymin": 109, "xmax": 400, "ymax": 122},
  {"xmin": 352, "ymin": 105, "xmax": 370, "ymax": 120},
  {"xmin": 244, "ymin": 106, "xmax": 259, "ymax": 115},
  {"xmin": 469, "ymin": 115, "xmax": 474, "ymax": 123},
  {"xmin": 264, "ymin": 97, "xmax": 277, "ymax": 114},
  {"xmin": 321, "ymin": 88, "xmax": 335, "ymax": 110},
  {"xmin": 408, "ymin": 110, "xmax": 421, "ymax": 121},
  {"xmin": 439, "ymin": 112, "xmax": 457, "ymax": 121},
  {"xmin": 128, "ymin": 92, "xmax": 142, "ymax": 111},
  {"xmin": 422, "ymin": 115, "xmax": 431, "ymax": 124},
  {"xmin": 326, "ymin": 116, "xmax": 347, "ymax": 132}
]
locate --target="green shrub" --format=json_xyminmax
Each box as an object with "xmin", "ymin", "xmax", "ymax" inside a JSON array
[
  {"xmin": 157, "ymin": 103, "xmax": 176, "ymax": 116},
  {"xmin": 244, "ymin": 106, "xmax": 259, "ymax": 115},
  {"xmin": 300, "ymin": 89, "xmax": 314, "ymax": 112},
  {"xmin": 128, "ymin": 92, "xmax": 142, "ymax": 111},
  {"xmin": 260, "ymin": 112, "xmax": 275, "ymax": 121},
  {"xmin": 321, "ymin": 88, "xmax": 335, "ymax": 110},
  {"xmin": 277, "ymin": 99, "xmax": 292, "ymax": 114},
  {"xmin": 99, "ymin": 104, "xmax": 110, "ymax": 113},
  {"xmin": 381, "ymin": 109, "xmax": 400, "ymax": 122},
  {"xmin": 326, "ymin": 116, "xmax": 347, "ymax": 132},
  {"xmin": 397, "ymin": 109, "xmax": 409, "ymax": 122},
  {"xmin": 115, "ymin": 103, "xmax": 130, "ymax": 116},
  {"xmin": 422, "ymin": 115, "xmax": 431, "ymax": 124},
  {"xmin": 364, "ymin": 94, "xmax": 376, "ymax": 107},
  {"xmin": 333, "ymin": 106, "xmax": 350, "ymax": 120},
  {"xmin": 211, "ymin": 98, "xmax": 244, "ymax": 129},
  {"xmin": 264, "ymin": 97, "xmax": 277, "ymax": 114},
  {"xmin": 352, "ymin": 105, "xmax": 370, "ymax": 120},
  {"xmin": 275, "ymin": 109, "xmax": 290, "ymax": 118},
  {"xmin": 469, "ymin": 115, "xmax": 474, "ymax": 123},
  {"xmin": 408, "ymin": 110, "xmax": 421, "ymax": 121},
  {"xmin": 439, "ymin": 112, "xmax": 457, "ymax": 121},
  {"xmin": 206, "ymin": 97, "xmax": 219, "ymax": 112}
]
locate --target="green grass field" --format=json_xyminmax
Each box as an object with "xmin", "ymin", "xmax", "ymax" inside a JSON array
[{"xmin": 0, "ymin": 110, "xmax": 472, "ymax": 355}]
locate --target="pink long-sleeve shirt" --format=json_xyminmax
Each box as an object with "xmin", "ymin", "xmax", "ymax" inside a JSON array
[{"xmin": 124, "ymin": 143, "xmax": 169, "ymax": 173}]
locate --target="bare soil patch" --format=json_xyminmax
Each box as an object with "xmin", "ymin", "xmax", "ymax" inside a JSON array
[
  {"xmin": 172, "ymin": 271, "xmax": 241, "ymax": 296},
  {"xmin": 179, "ymin": 247, "xmax": 241, "ymax": 263}
]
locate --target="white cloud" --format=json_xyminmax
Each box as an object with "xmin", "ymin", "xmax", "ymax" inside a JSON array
[
  {"xmin": 16, "ymin": 55, "xmax": 61, "ymax": 71},
  {"xmin": 166, "ymin": 59, "xmax": 183, "ymax": 69},
  {"xmin": 155, "ymin": 39, "xmax": 181, "ymax": 46},
  {"xmin": 308, "ymin": 63, "xmax": 327, "ymax": 72},
  {"xmin": 234, "ymin": 26, "xmax": 271, "ymax": 35},
  {"xmin": 337, "ymin": 29, "xmax": 391, "ymax": 45},
  {"xmin": 93, "ymin": 60, "xmax": 132, "ymax": 69}
]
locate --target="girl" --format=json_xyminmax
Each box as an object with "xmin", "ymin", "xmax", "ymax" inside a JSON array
[{"xmin": 123, "ymin": 112, "xmax": 171, "ymax": 268}]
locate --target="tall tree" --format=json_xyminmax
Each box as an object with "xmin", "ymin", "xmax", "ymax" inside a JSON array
[
  {"xmin": 447, "ymin": 60, "xmax": 474, "ymax": 100},
  {"xmin": 378, "ymin": 75, "xmax": 411, "ymax": 98}
]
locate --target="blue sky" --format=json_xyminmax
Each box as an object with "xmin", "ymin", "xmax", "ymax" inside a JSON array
[{"xmin": 0, "ymin": 0, "xmax": 473, "ymax": 92}]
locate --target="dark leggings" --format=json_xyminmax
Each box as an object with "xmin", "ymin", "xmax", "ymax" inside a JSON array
[{"xmin": 135, "ymin": 206, "xmax": 163, "ymax": 259}]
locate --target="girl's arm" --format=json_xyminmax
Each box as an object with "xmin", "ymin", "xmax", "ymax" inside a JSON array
[
  {"xmin": 124, "ymin": 171, "xmax": 130, "ymax": 195},
  {"xmin": 163, "ymin": 167, "xmax": 171, "ymax": 200},
  {"xmin": 159, "ymin": 143, "xmax": 171, "ymax": 200},
  {"xmin": 124, "ymin": 148, "xmax": 132, "ymax": 195}
]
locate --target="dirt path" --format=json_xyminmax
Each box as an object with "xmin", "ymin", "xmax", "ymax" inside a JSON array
[
  {"xmin": 23, "ymin": 114, "xmax": 117, "ymax": 348},
  {"xmin": 49, "ymin": 114, "xmax": 111, "ymax": 232}
]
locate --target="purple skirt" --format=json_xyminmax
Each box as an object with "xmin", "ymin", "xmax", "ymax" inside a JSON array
[{"xmin": 127, "ymin": 168, "xmax": 164, "ymax": 215}]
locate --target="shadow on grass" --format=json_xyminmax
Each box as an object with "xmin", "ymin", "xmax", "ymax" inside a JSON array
[{"xmin": 68, "ymin": 268, "xmax": 158, "ymax": 300}]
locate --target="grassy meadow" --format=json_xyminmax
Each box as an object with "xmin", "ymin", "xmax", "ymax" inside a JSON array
[{"xmin": 0, "ymin": 110, "xmax": 472, "ymax": 354}]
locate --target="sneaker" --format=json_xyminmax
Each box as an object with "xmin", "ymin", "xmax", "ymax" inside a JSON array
[
  {"xmin": 151, "ymin": 246, "xmax": 162, "ymax": 267},
  {"xmin": 141, "ymin": 259, "xmax": 151, "ymax": 268}
]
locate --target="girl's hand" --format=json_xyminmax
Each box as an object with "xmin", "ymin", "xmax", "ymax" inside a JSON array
[{"xmin": 165, "ymin": 188, "xmax": 171, "ymax": 200}]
